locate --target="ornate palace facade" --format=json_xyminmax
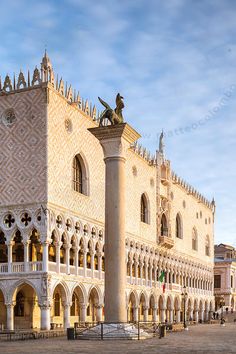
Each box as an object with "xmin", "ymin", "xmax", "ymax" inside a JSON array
[{"xmin": 0, "ymin": 53, "xmax": 215, "ymax": 330}]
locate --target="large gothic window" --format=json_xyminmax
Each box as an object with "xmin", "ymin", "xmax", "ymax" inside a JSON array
[
  {"xmin": 73, "ymin": 155, "xmax": 83, "ymax": 193},
  {"xmin": 73, "ymin": 154, "xmax": 89, "ymax": 195},
  {"xmin": 192, "ymin": 228, "xmax": 198, "ymax": 251},
  {"xmin": 141, "ymin": 193, "xmax": 149, "ymax": 223},
  {"xmin": 175, "ymin": 213, "xmax": 183, "ymax": 239}
]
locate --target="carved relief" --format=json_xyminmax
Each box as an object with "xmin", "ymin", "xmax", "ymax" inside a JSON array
[{"xmin": 1, "ymin": 108, "xmax": 16, "ymax": 126}]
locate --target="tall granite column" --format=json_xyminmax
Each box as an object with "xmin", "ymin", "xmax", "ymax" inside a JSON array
[{"xmin": 89, "ymin": 123, "xmax": 140, "ymax": 323}]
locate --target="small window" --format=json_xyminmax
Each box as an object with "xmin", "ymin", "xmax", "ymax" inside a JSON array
[
  {"xmin": 141, "ymin": 193, "xmax": 149, "ymax": 223},
  {"xmin": 214, "ymin": 275, "xmax": 221, "ymax": 288}
]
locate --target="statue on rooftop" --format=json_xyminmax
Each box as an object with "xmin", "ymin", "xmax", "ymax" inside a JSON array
[
  {"xmin": 159, "ymin": 130, "xmax": 164, "ymax": 154},
  {"xmin": 98, "ymin": 93, "xmax": 124, "ymax": 127}
]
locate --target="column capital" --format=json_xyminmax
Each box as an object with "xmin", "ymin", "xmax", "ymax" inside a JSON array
[
  {"xmin": 96, "ymin": 304, "xmax": 104, "ymax": 309},
  {"xmin": 6, "ymin": 240, "xmax": 14, "ymax": 247},
  {"xmin": 79, "ymin": 303, "xmax": 87, "ymax": 310},
  {"xmin": 63, "ymin": 302, "xmax": 72, "ymax": 309},
  {"xmin": 88, "ymin": 123, "xmax": 140, "ymax": 160},
  {"xmin": 39, "ymin": 299, "xmax": 51, "ymax": 309},
  {"xmin": 5, "ymin": 302, "xmax": 14, "ymax": 308}
]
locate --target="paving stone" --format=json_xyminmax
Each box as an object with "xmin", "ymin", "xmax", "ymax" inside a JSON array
[{"xmin": 1, "ymin": 323, "xmax": 236, "ymax": 354}]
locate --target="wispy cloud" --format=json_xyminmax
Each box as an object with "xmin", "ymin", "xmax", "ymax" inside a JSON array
[{"xmin": 0, "ymin": 0, "xmax": 235, "ymax": 245}]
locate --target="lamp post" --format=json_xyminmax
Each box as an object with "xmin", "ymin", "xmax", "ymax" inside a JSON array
[{"xmin": 181, "ymin": 285, "xmax": 188, "ymax": 329}]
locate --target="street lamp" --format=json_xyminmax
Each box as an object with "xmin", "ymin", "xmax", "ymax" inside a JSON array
[{"xmin": 181, "ymin": 285, "xmax": 188, "ymax": 329}]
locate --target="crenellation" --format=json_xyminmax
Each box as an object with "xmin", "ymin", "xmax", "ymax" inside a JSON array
[{"xmin": 171, "ymin": 170, "xmax": 213, "ymax": 209}]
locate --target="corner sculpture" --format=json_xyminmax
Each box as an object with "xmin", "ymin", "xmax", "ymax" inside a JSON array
[{"xmin": 98, "ymin": 93, "xmax": 124, "ymax": 126}]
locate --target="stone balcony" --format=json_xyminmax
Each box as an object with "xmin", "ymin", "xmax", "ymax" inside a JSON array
[
  {"xmin": 0, "ymin": 261, "xmax": 105, "ymax": 280},
  {"xmin": 159, "ymin": 235, "xmax": 174, "ymax": 248},
  {"xmin": 214, "ymin": 287, "xmax": 236, "ymax": 295}
]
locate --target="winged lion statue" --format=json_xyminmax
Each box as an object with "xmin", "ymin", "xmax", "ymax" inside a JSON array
[{"xmin": 98, "ymin": 93, "xmax": 124, "ymax": 127}]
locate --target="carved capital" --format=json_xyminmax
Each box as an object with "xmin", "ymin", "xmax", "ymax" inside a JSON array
[{"xmin": 88, "ymin": 124, "xmax": 140, "ymax": 160}]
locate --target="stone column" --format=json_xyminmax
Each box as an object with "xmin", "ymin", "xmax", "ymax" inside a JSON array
[
  {"xmin": 140, "ymin": 263, "xmax": 143, "ymax": 286},
  {"xmin": 80, "ymin": 304, "xmax": 87, "ymax": 323},
  {"xmin": 160, "ymin": 308, "xmax": 166, "ymax": 323},
  {"xmin": 195, "ymin": 310, "xmax": 199, "ymax": 322},
  {"xmin": 40, "ymin": 304, "xmax": 51, "ymax": 330},
  {"xmin": 7, "ymin": 241, "xmax": 13, "ymax": 273},
  {"xmin": 134, "ymin": 261, "xmax": 138, "ymax": 285},
  {"xmin": 65, "ymin": 245, "xmax": 71, "ymax": 274},
  {"xmin": 23, "ymin": 240, "xmax": 30, "ymax": 272},
  {"xmin": 56, "ymin": 242, "xmax": 61, "ymax": 273},
  {"xmin": 89, "ymin": 123, "xmax": 140, "ymax": 323},
  {"xmin": 42, "ymin": 241, "xmax": 49, "ymax": 272},
  {"xmin": 152, "ymin": 306, "xmax": 158, "ymax": 322},
  {"xmin": 133, "ymin": 306, "xmax": 139, "ymax": 322},
  {"xmin": 176, "ymin": 309, "xmax": 181, "ymax": 323},
  {"xmin": 6, "ymin": 303, "xmax": 14, "ymax": 330},
  {"xmin": 145, "ymin": 263, "xmax": 148, "ymax": 287},
  {"xmin": 143, "ymin": 306, "xmax": 149, "ymax": 322},
  {"xmin": 149, "ymin": 265, "xmax": 152, "ymax": 286},
  {"xmin": 96, "ymin": 305, "xmax": 103, "ymax": 322},
  {"xmin": 74, "ymin": 247, "xmax": 79, "ymax": 276},
  {"xmin": 83, "ymin": 250, "xmax": 87, "ymax": 277},
  {"xmin": 63, "ymin": 304, "xmax": 71, "ymax": 329},
  {"xmin": 169, "ymin": 309, "xmax": 173, "ymax": 323},
  {"xmin": 91, "ymin": 251, "xmax": 95, "ymax": 278},
  {"xmin": 97, "ymin": 252, "xmax": 102, "ymax": 279}
]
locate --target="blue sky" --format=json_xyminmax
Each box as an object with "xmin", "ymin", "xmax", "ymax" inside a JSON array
[{"xmin": 0, "ymin": 0, "xmax": 235, "ymax": 246}]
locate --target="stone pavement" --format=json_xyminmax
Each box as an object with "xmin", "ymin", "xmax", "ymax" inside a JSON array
[{"xmin": 1, "ymin": 323, "xmax": 236, "ymax": 354}]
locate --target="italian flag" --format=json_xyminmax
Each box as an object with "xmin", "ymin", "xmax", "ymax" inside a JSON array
[{"xmin": 159, "ymin": 271, "xmax": 166, "ymax": 293}]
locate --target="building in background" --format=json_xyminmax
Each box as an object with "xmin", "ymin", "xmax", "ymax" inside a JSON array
[
  {"xmin": 0, "ymin": 53, "xmax": 215, "ymax": 330},
  {"xmin": 214, "ymin": 244, "xmax": 236, "ymax": 311}
]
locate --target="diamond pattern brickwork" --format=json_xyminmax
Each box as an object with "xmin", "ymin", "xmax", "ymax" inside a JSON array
[{"xmin": 0, "ymin": 88, "xmax": 47, "ymax": 206}]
